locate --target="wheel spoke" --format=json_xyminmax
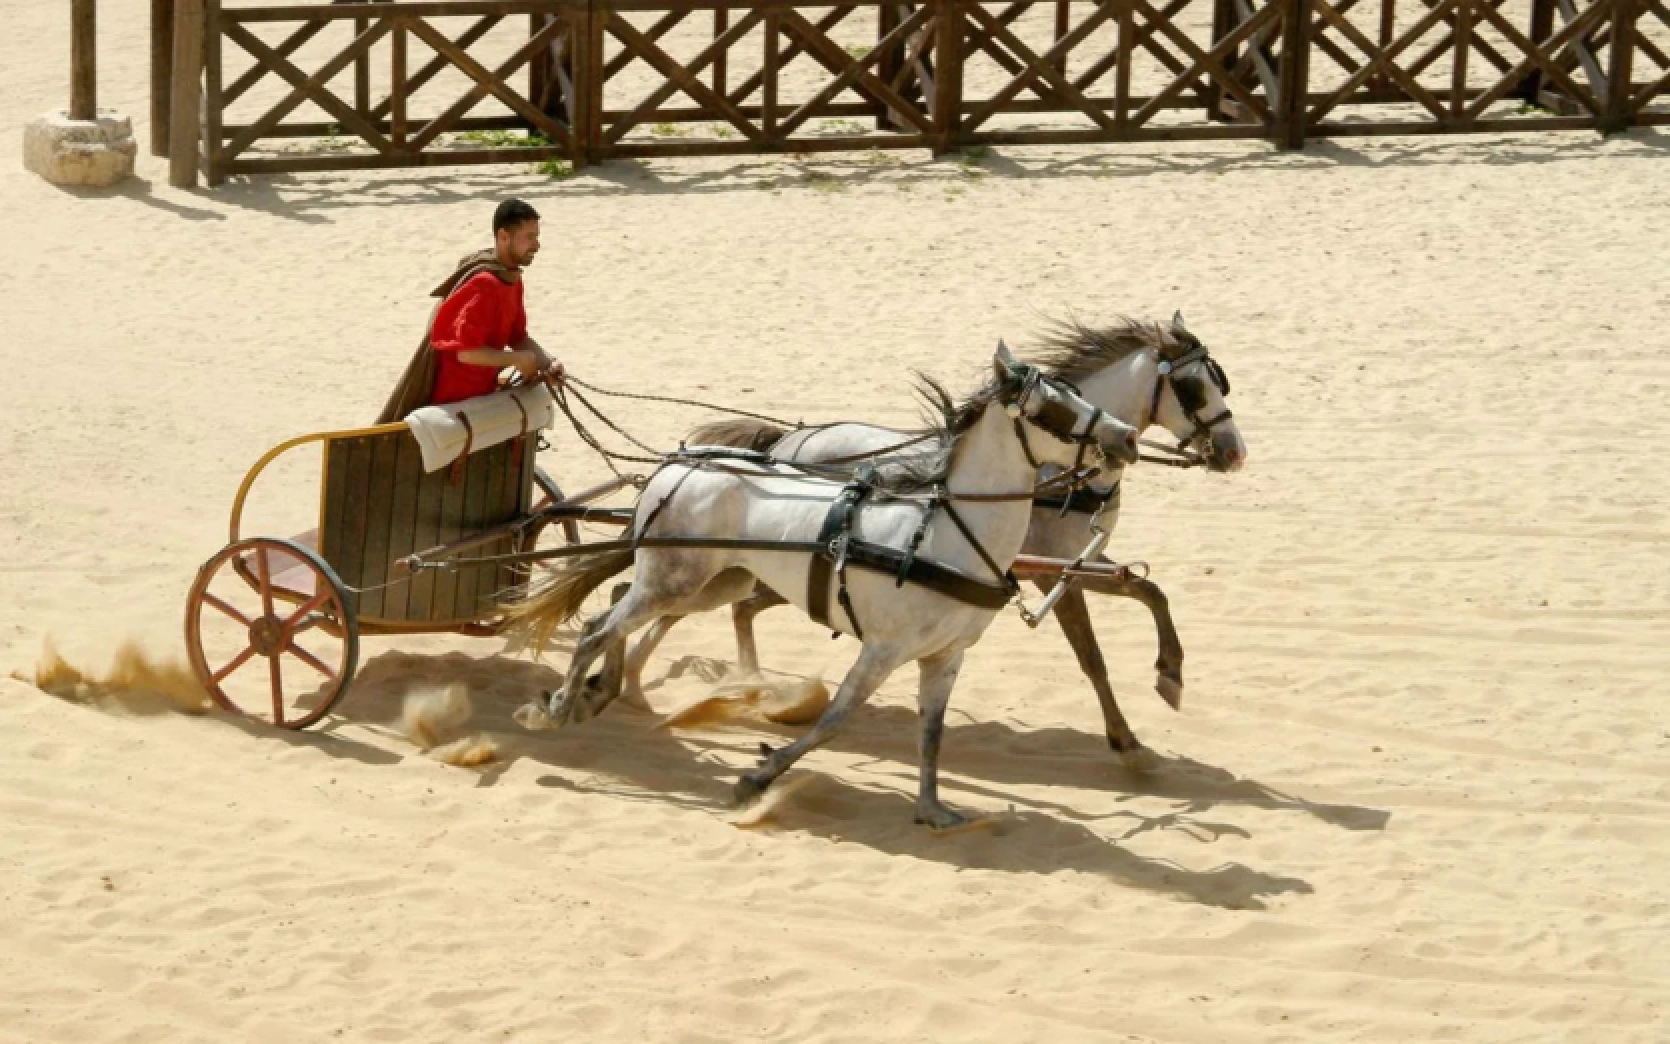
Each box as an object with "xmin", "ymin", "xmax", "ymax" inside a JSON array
[
  {"xmin": 287, "ymin": 640, "xmax": 337, "ymax": 681},
  {"xmin": 212, "ymin": 644, "xmax": 258, "ymax": 684},
  {"xmin": 269, "ymin": 653, "xmax": 284, "ymax": 725},
  {"xmin": 255, "ymin": 547, "xmax": 276, "ymax": 618},
  {"xmin": 201, "ymin": 591, "xmax": 252, "ymax": 627},
  {"xmin": 281, "ymin": 589, "xmax": 333, "ymax": 632}
]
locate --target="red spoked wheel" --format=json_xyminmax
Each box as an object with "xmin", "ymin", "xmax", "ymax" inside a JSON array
[{"xmin": 185, "ymin": 537, "xmax": 359, "ymax": 730}]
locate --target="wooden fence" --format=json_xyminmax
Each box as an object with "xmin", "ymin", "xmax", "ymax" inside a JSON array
[{"xmin": 154, "ymin": 0, "xmax": 1670, "ymax": 185}]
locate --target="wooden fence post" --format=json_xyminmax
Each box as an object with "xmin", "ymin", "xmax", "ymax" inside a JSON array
[
  {"xmin": 569, "ymin": 0, "xmax": 601, "ymax": 168},
  {"xmin": 1276, "ymin": 0, "xmax": 1311, "ymax": 147},
  {"xmin": 71, "ymin": 0, "xmax": 97, "ymax": 121},
  {"xmin": 152, "ymin": 0, "xmax": 174, "ymax": 155},
  {"xmin": 203, "ymin": 0, "xmax": 223, "ymax": 185},
  {"xmin": 1206, "ymin": 0, "xmax": 1236, "ymax": 120},
  {"xmin": 932, "ymin": 0, "xmax": 965, "ymax": 154},
  {"xmin": 1604, "ymin": 0, "xmax": 1637, "ymax": 132},
  {"xmin": 169, "ymin": 0, "xmax": 204, "ymax": 187},
  {"xmin": 1520, "ymin": 0, "xmax": 1555, "ymax": 103},
  {"xmin": 876, "ymin": 2, "xmax": 900, "ymax": 130}
]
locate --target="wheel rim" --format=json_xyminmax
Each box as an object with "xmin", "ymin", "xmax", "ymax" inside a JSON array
[{"xmin": 185, "ymin": 537, "xmax": 359, "ymax": 730}]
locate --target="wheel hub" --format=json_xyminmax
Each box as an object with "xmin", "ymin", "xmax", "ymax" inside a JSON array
[{"xmin": 248, "ymin": 615, "xmax": 286, "ymax": 656}]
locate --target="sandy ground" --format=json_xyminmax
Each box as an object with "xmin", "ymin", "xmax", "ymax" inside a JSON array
[{"xmin": 4, "ymin": 2, "xmax": 1670, "ymax": 1041}]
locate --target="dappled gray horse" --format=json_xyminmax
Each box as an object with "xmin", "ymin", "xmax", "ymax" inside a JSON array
[
  {"xmin": 653, "ymin": 313, "xmax": 1246, "ymax": 768},
  {"xmin": 510, "ymin": 345, "xmax": 1140, "ymax": 828}
]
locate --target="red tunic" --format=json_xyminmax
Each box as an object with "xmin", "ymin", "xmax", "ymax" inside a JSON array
[{"xmin": 429, "ymin": 272, "xmax": 528, "ymax": 405}]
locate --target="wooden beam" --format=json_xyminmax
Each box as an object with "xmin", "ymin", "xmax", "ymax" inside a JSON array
[
  {"xmin": 1278, "ymin": 0, "xmax": 1312, "ymax": 146},
  {"xmin": 392, "ymin": 17, "xmax": 407, "ymax": 148},
  {"xmin": 763, "ymin": 7, "xmax": 779, "ymax": 138},
  {"xmin": 1604, "ymin": 0, "xmax": 1636, "ymax": 131},
  {"xmin": 71, "ymin": 0, "xmax": 97, "ymax": 121},
  {"xmin": 170, "ymin": 0, "xmax": 205, "ymax": 187},
  {"xmin": 933, "ymin": 0, "xmax": 965, "ymax": 150},
  {"xmin": 204, "ymin": 0, "xmax": 224, "ymax": 184},
  {"xmin": 152, "ymin": 0, "xmax": 174, "ymax": 155}
]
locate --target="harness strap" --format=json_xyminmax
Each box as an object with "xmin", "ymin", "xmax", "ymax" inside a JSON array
[
  {"xmin": 449, "ymin": 414, "xmax": 476, "ymax": 485},
  {"xmin": 632, "ymin": 465, "xmax": 700, "ymax": 552},
  {"xmin": 509, "ymin": 396, "xmax": 530, "ymax": 470},
  {"xmin": 897, "ymin": 496, "xmax": 938, "ymax": 588},
  {"xmin": 807, "ymin": 473, "xmax": 873, "ymax": 637},
  {"xmin": 1034, "ymin": 479, "xmax": 1122, "ymax": 517},
  {"xmin": 940, "ymin": 499, "xmax": 1022, "ymax": 598}
]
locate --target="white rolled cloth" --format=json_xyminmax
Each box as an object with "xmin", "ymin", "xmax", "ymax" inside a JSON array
[{"xmin": 403, "ymin": 384, "xmax": 553, "ymax": 473}]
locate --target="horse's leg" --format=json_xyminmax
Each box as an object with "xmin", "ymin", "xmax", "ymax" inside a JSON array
[
  {"xmin": 1069, "ymin": 555, "xmax": 1185, "ymax": 710},
  {"xmin": 1036, "ymin": 578, "xmax": 1157, "ymax": 771},
  {"xmin": 537, "ymin": 586, "xmax": 668, "ymax": 728},
  {"xmin": 734, "ymin": 644, "xmax": 898, "ymax": 805},
  {"xmin": 731, "ymin": 586, "xmax": 787, "ymax": 673},
  {"xmin": 620, "ymin": 614, "xmax": 684, "ymax": 710},
  {"xmin": 913, "ymin": 649, "xmax": 970, "ymax": 830}
]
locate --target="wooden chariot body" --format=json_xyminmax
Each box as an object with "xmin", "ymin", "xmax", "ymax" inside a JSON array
[{"xmin": 186, "ymin": 421, "xmax": 560, "ymax": 728}]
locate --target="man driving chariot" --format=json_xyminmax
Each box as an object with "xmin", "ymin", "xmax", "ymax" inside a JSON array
[{"xmin": 378, "ymin": 199, "xmax": 564, "ymax": 422}]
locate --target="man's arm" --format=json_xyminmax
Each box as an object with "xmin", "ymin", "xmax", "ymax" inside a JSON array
[
  {"xmin": 511, "ymin": 335, "xmax": 563, "ymax": 379},
  {"xmin": 455, "ymin": 347, "xmax": 545, "ymax": 380}
]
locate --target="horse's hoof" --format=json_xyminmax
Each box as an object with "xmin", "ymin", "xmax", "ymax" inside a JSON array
[
  {"xmin": 1156, "ymin": 672, "xmax": 1184, "ymax": 710},
  {"xmin": 619, "ymin": 683, "xmax": 652, "ymax": 711},
  {"xmin": 1118, "ymin": 743, "xmax": 1162, "ymax": 774},
  {"xmin": 734, "ymin": 772, "xmax": 769, "ymax": 808},
  {"xmin": 513, "ymin": 698, "xmax": 558, "ymax": 731},
  {"xmin": 915, "ymin": 804, "xmax": 991, "ymax": 834}
]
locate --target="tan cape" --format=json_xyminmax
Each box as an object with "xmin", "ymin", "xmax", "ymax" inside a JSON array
[{"xmin": 374, "ymin": 249, "xmax": 523, "ymax": 425}]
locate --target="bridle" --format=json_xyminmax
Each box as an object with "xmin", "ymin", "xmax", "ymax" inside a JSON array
[
  {"xmin": 1146, "ymin": 341, "xmax": 1234, "ymax": 456},
  {"xmin": 1004, "ymin": 364, "xmax": 1109, "ymax": 479}
]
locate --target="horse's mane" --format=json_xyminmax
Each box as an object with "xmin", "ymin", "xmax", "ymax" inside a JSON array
[
  {"xmin": 1028, "ymin": 316, "xmax": 1196, "ymax": 385},
  {"xmin": 808, "ymin": 318, "xmax": 1181, "ymax": 494}
]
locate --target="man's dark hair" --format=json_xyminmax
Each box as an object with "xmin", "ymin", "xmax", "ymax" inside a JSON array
[{"xmin": 493, "ymin": 199, "xmax": 540, "ymax": 234}]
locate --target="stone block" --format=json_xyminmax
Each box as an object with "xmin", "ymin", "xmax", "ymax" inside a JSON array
[{"xmin": 23, "ymin": 110, "xmax": 137, "ymax": 188}]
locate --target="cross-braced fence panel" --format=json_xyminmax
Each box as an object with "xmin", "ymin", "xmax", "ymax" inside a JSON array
[
  {"xmin": 594, "ymin": 1, "xmax": 937, "ymax": 156},
  {"xmin": 1301, "ymin": 0, "xmax": 1639, "ymax": 134},
  {"xmin": 174, "ymin": 0, "xmax": 1668, "ymax": 181},
  {"xmin": 209, "ymin": 1, "xmax": 582, "ymax": 181},
  {"xmin": 950, "ymin": 0, "xmax": 1285, "ymax": 144},
  {"xmin": 1631, "ymin": 0, "xmax": 1670, "ymax": 121}
]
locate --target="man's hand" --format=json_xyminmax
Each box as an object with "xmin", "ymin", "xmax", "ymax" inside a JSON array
[{"xmin": 508, "ymin": 351, "xmax": 544, "ymax": 381}]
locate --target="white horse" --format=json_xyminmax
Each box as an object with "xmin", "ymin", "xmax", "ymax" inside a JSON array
[
  {"xmin": 632, "ymin": 314, "xmax": 1248, "ymax": 767},
  {"xmin": 511, "ymin": 344, "xmax": 1141, "ymax": 829}
]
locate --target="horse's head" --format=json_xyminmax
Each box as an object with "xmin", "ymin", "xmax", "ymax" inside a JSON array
[
  {"xmin": 1148, "ymin": 313, "xmax": 1246, "ymax": 473},
  {"xmin": 993, "ymin": 342, "xmax": 1141, "ymax": 468}
]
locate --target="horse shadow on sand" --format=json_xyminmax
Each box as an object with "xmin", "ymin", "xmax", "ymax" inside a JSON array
[{"xmin": 285, "ymin": 642, "xmax": 1391, "ymax": 910}]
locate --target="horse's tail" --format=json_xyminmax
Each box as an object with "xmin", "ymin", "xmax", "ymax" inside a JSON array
[
  {"xmin": 503, "ymin": 549, "xmax": 635, "ymax": 654},
  {"xmin": 685, "ymin": 418, "xmax": 789, "ymax": 452}
]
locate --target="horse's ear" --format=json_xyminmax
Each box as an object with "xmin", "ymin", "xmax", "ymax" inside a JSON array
[
  {"xmin": 1171, "ymin": 310, "xmax": 1188, "ymax": 334},
  {"xmin": 994, "ymin": 339, "xmax": 1020, "ymax": 379}
]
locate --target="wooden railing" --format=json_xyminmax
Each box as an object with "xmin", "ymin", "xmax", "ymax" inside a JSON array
[{"xmin": 154, "ymin": 0, "xmax": 1670, "ymax": 185}]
